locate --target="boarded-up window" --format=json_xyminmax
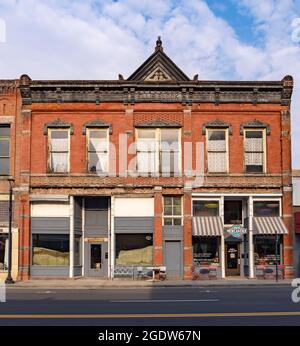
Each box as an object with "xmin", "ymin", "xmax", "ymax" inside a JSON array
[
  {"xmin": 49, "ymin": 130, "xmax": 69, "ymax": 173},
  {"xmin": 207, "ymin": 130, "xmax": 227, "ymax": 173},
  {"xmin": 0, "ymin": 125, "xmax": 10, "ymax": 176},
  {"xmin": 244, "ymin": 130, "xmax": 264, "ymax": 173}
]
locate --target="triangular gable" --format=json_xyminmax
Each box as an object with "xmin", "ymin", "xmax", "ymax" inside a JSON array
[{"xmin": 127, "ymin": 37, "xmax": 190, "ymax": 82}]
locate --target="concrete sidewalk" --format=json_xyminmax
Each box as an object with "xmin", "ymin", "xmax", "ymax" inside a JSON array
[{"xmin": 5, "ymin": 278, "xmax": 293, "ymax": 289}]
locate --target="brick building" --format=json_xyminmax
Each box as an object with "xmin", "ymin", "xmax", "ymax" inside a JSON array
[
  {"xmin": 0, "ymin": 79, "xmax": 21, "ymax": 281},
  {"xmin": 293, "ymin": 170, "xmax": 300, "ymax": 277},
  {"xmin": 1, "ymin": 38, "xmax": 295, "ymax": 281}
]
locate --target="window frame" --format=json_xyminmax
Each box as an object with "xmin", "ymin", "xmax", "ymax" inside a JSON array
[
  {"xmin": 47, "ymin": 128, "xmax": 70, "ymax": 173},
  {"xmin": 192, "ymin": 197, "xmax": 222, "ymax": 217},
  {"xmin": 136, "ymin": 128, "xmax": 181, "ymax": 176},
  {"xmin": 0, "ymin": 125, "xmax": 10, "ymax": 176},
  {"xmin": 163, "ymin": 196, "xmax": 183, "ymax": 226},
  {"xmin": 243, "ymin": 128, "xmax": 267, "ymax": 174},
  {"xmin": 206, "ymin": 128, "xmax": 229, "ymax": 174},
  {"xmin": 252, "ymin": 198, "xmax": 282, "ymax": 217},
  {"xmin": 86, "ymin": 128, "xmax": 109, "ymax": 174}
]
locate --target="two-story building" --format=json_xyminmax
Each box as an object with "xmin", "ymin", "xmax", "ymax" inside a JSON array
[
  {"xmin": 8, "ymin": 38, "xmax": 295, "ymax": 281},
  {"xmin": 0, "ymin": 79, "xmax": 21, "ymax": 281}
]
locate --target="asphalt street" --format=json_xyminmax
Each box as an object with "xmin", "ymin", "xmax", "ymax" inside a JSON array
[{"xmin": 0, "ymin": 285, "xmax": 300, "ymax": 326}]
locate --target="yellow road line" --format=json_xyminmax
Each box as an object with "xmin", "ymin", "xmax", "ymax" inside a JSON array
[{"xmin": 0, "ymin": 311, "xmax": 299, "ymax": 319}]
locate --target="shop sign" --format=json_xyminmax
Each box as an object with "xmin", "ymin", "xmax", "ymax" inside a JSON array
[{"xmin": 227, "ymin": 225, "xmax": 247, "ymax": 239}]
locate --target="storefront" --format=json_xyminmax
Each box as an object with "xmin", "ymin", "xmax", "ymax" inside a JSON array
[
  {"xmin": 252, "ymin": 200, "xmax": 286, "ymax": 279},
  {"xmin": 191, "ymin": 195, "xmax": 288, "ymax": 280},
  {"xmin": 112, "ymin": 197, "xmax": 154, "ymax": 279},
  {"xmin": 192, "ymin": 199, "xmax": 224, "ymax": 279}
]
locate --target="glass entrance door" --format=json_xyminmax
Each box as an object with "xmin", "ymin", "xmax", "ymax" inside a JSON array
[
  {"xmin": 225, "ymin": 243, "xmax": 240, "ymax": 276},
  {"xmin": 87, "ymin": 242, "xmax": 107, "ymax": 277}
]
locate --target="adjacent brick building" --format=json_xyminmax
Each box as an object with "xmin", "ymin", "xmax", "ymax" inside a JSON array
[
  {"xmin": 0, "ymin": 79, "xmax": 21, "ymax": 280},
  {"xmin": 0, "ymin": 38, "xmax": 295, "ymax": 280}
]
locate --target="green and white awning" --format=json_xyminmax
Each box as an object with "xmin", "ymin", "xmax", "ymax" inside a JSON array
[
  {"xmin": 253, "ymin": 217, "xmax": 288, "ymax": 235},
  {"xmin": 192, "ymin": 217, "xmax": 223, "ymax": 236}
]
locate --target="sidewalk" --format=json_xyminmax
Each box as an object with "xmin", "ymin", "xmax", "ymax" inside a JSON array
[{"xmin": 5, "ymin": 277, "xmax": 293, "ymax": 289}]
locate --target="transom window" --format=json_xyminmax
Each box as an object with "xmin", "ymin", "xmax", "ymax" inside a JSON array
[
  {"xmin": 48, "ymin": 129, "xmax": 70, "ymax": 173},
  {"xmin": 87, "ymin": 129, "xmax": 109, "ymax": 173},
  {"xmin": 136, "ymin": 128, "xmax": 180, "ymax": 176},
  {"xmin": 193, "ymin": 200, "xmax": 219, "ymax": 217},
  {"xmin": 206, "ymin": 129, "xmax": 228, "ymax": 173},
  {"xmin": 253, "ymin": 201, "xmax": 280, "ymax": 217},
  {"xmin": 163, "ymin": 196, "xmax": 182, "ymax": 226},
  {"xmin": 244, "ymin": 130, "xmax": 265, "ymax": 173},
  {"xmin": 0, "ymin": 125, "xmax": 10, "ymax": 176}
]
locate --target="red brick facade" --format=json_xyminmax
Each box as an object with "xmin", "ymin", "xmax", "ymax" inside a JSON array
[{"xmin": 0, "ymin": 39, "xmax": 295, "ymax": 280}]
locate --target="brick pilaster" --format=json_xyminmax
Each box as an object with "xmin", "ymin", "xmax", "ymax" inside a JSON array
[
  {"xmin": 183, "ymin": 189, "xmax": 192, "ymax": 279},
  {"xmin": 153, "ymin": 187, "xmax": 163, "ymax": 266},
  {"xmin": 281, "ymin": 109, "xmax": 294, "ymax": 278},
  {"xmin": 18, "ymin": 108, "xmax": 31, "ymax": 280}
]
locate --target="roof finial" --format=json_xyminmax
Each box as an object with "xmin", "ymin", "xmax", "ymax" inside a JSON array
[{"xmin": 155, "ymin": 36, "xmax": 163, "ymax": 52}]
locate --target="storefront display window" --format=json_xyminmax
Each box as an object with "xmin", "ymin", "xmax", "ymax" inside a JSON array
[
  {"xmin": 192, "ymin": 237, "xmax": 219, "ymax": 265},
  {"xmin": 254, "ymin": 235, "xmax": 281, "ymax": 265},
  {"xmin": 32, "ymin": 234, "xmax": 70, "ymax": 266},
  {"xmin": 116, "ymin": 234, "xmax": 153, "ymax": 265},
  {"xmin": 253, "ymin": 201, "xmax": 280, "ymax": 217},
  {"xmin": 193, "ymin": 201, "xmax": 219, "ymax": 217},
  {"xmin": 0, "ymin": 234, "xmax": 8, "ymax": 270}
]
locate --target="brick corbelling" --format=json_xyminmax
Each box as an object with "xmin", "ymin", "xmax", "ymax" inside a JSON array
[{"xmin": 29, "ymin": 174, "xmax": 283, "ymax": 188}]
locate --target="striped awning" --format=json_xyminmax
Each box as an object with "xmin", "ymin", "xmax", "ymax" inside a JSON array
[
  {"xmin": 192, "ymin": 217, "xmax": 223, "ymax": 236},
  {"xmin": 253, "ymin": 217, "xmax": 288, "ymax": 235}
]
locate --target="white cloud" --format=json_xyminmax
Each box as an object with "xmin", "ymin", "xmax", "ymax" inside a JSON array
[{"xmin": 0, "ymin": 0, "xmax": 299, "ymax": 166}]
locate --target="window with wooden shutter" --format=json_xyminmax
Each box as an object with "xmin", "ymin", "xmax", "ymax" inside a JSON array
[{"xmin": 207, "ymin": 129, "xmax": 228, "ymax": 173}]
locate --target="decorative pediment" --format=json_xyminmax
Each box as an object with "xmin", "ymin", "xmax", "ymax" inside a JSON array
[
  {"xmin": 135, "ymin": 119, "xmax": 182, "ymax": 128},
  {"xmin": 127, "ymin": 37, "xmax": 190, "ymax": 82},
  {"xmin": 202, "ymin": 119, "xmax": 232, "ymax": 135},
  {"xmin": 82, "ymin": 119, "xmax": 112, "ymax": 135},
  {"xmin": 240, "ymin": 119, "xmax": 270, "ymax": 135},
  {"xmin": 144, "ymin": 65, "xmax": 172, "ymax": 82},
  {"xmin": 44, "ymin": 119, "xmax": 74, "ymax": 135}
]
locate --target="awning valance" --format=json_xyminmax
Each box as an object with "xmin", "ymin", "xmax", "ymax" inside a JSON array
[
  {"xmin": 253, "ymin": 217, "xmax": 288, "ymax": 235},
  {"xmin": 192, "ymin": 217, "xmax": 223, "ymax": 236}
]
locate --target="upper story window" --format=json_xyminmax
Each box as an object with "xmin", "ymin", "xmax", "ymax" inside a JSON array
[
  {"xmin": 87, "ymin": 129, "xmax": 109, "ymax": 173},
  {"xmin": 163, "ymin": 196, "xmax": 182, "ymax": 225},
  {"xmin": 0, "ymin": 125, "xmax": 10, "ymax": 176},
  {"xmin": 136, "ymin": 128, "xmax": 180, "ymax": 176},
  {"xmin": 253, "ymin": 201, "xmax": 280, "ymax": 217},
  {"xmin": 193, "ymin": 200, "xmax": 219, "ymax": 217},
  {"xmin": 48, "ymin": 129, "xmax": 70, "ymax": 173},
  {"xmin": 206, "ymin": 129, "xmax": 228, "ymax": 173},
  {"xmin": 244, "ymin": 129, "xmax": 266, "ymax": 173}
]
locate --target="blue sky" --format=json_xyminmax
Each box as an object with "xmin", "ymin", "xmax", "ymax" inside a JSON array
[{"xmin": 0, "ymin": 0, "xmax": 300, "ymax": 166}]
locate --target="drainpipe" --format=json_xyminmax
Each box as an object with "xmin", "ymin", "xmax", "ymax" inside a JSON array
[
  {"xmin": 110, "ymin": 196, "xmax": 115, "ymax": 279},
  {"xmin": 220, "ymin": 196, "xmax": 225, "ymax": 278},
  {"xmin": 69, "ymin": 196, "xmax": 74, "ymax": 278},
  {"xmin": 248, "ymin": 196, "xmax": 254, "ymax": 278}
]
